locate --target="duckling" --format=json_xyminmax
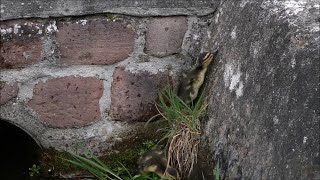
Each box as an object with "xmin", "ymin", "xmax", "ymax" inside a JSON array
[
  {"xmin": 138, "ymin": 150, "xmax": 179, "ymax": 179},
  {"xmin": 178, "ymin": 48, "xmax": 218, "ymax": 104}
]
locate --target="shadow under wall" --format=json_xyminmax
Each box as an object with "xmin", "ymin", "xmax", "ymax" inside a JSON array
[{"xmin": 0, "ymin": 120, "xmax": 41, "ymax": 179}]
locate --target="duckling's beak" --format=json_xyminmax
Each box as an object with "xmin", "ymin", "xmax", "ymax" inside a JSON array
[{"xmin": 211, "ymin": 47, "xmax": 219, "ymax": 55}]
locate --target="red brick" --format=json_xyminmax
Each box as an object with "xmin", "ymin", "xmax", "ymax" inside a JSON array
[
  {"xmin": 110, "ymin": 68, "xmax": 171, "ymax": 122},
  {"xmin": 27, "ymin": 76, "xmax": 103, "ymax": 128},
  {"xmin": 0, "ymin": 20, "xmax": 44, "ymax": 68},
  {"xmin": 145, "ymin": 17, "xmax": 187, "ymax": 57},
  {"xmin": 57, "ymin": 18, "xmax": 134, "ymax": 65},
  {"xmin": 0, "ymin": 81, "xmax": 18, "ymax": 105}
]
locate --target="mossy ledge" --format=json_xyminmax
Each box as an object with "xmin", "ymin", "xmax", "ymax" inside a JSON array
[{"xmin": 38, "ymin": 120, "xmax": 167, "ymax": 177}]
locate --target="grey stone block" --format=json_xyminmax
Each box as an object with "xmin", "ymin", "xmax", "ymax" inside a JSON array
[{"xmin": 0, "ymin": 0, "xmax": 219, "ymax": 20}]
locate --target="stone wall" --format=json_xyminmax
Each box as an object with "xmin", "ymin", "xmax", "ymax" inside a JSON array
[
  {"xmin": 202, "ymin": 0, "xmax": 319, "ymax": 179},
  {"xmin": 1, "ymin": 0, "xmax": 319, "ymax": 179},
  {"xmin": 0, "ymin": 0, "xmax": 217, "ymax": 152}
]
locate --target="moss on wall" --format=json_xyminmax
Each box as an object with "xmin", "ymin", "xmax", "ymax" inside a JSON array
[{"xmin": 38, "ymin": 120, "xmax": 168, "ymax": 177}]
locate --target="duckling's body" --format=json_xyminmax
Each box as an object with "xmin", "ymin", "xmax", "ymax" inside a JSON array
[
  {"xmin": 178, "ymin": 49, "xmax": 218, "ymax": 104},
  {"xmin": 138, "ymin": 150, "xmax": 178, "ymax": 179}
]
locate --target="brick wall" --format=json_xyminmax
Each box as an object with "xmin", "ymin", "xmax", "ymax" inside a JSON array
[
  {"xmin": 2, "ymin": 1, "xmax": 317, "ymax": 178},
  {"xmin": 0, "ymin": 13, "xmax": 213, "ymax": 151}
]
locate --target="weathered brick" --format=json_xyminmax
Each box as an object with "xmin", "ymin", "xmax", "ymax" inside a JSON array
[
  {"xmin": 28, "ymin": 76, "xmax": 103, "ymax": 128},
  {"xmin": 110, "ymin": 68, "xmax": 171, "ymax": 122},
  {"xmin": 0, "ymin": 81, "xmax": 18, "ymax": 105},
  {"xmin": 145, "ymin": 17, "xmax": 188, "ymax": 57},
  {"xmin": 0, "ymin": 20, "xmax": 45, "ymax": 68},
  {"xmin": 57, "ymin": 18, "xmax": 135, "ymax": 65}
]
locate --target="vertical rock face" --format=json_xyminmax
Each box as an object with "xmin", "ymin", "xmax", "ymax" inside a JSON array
[{"xmin": 203, "ymin": 0, "xmax": 319, "ymax": 179}]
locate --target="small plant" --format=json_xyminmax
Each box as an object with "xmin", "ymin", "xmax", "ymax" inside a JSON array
[
  {"xmin": 143, "ymin": 140, "xmax": 156, "ymax": 149},
  {"xmin": 29, "ymin": 164, "xmax": 40, "ymax": 177},
  {"xmin": 139, "ymin": 140, "xmax": 157, "ymax": 156},
  {"xmin": 150, "ymin": 86, "xmax": 207, "ymax": 178}
]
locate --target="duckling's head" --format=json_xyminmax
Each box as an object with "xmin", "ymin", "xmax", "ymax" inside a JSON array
[
  {"xmin": 198, "ymin": 48, "xmax": 219, "ymax": 68},
  {"xmin": 138, "ymin": 150, "xmax": 179, "ymax": 179}
]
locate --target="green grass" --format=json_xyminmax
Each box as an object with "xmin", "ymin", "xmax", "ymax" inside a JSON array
[
  {"xmin": 147, "ymin": 86, "xmax": 207, "ymax": 178},
  {"xmin": 148, "ymin": 86, "xmax": 207, "ymax": 143},
  {"xmin": 60, "ymin": 149, "xmax": 161, "ymax": 180},
  {"xmin": 60, "ymin": 149, "xmax": 122, "ymax": 180}
]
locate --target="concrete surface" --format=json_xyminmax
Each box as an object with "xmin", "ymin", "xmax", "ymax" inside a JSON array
[{"xmin": 1, "ymin": 0, "xmax": 218, "ymax": 20}]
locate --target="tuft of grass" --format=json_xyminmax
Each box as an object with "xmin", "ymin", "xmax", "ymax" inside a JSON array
[{"xmin": 150, "ymin": 86, "xmax": 207, "ymax": 178}]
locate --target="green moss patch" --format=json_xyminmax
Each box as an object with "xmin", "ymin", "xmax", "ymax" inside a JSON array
[{"xmin": 38, "ymin": 121, "xmax": 167, "ymax": 177}]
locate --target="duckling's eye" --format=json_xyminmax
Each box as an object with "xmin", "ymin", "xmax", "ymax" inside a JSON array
[
  {"xmin": 203, "ymin": 52, "xmax": 210, "ymax": 60},
  {"xmin": 198, "ymin": 53, "xmax": 207, "ymax": 61}
]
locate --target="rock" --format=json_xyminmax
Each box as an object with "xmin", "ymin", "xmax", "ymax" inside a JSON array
[
  {"xmin": 145, "ymin": 17, "xmax": 188, "ymax": 57},
  {"xmin": 0, "ymin": 0, "xmax": 218, "ymax": 20},
  {"xmin": 57, "ymin": 18, "xmax": 134, "ymax": 65},
  {"xmin": 0, "ymin": 81, "xmax": 18, "ymax": 105},
  {"xmin": 27, "ymin": 76, "xmax": 103, "ymax": 128},
  {"xmin": 202, "ymin": 0, "xmax": 320, "ymax": 179},
  {"xmin": 0, "ymin": 20, "xmax": 44, "ymax": 68},
  {"xmin": 110, "ymin": 68, "xmax": 170, "ymax": 122}
]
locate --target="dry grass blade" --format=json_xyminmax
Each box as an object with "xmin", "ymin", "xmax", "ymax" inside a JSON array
[{"xmin": 166, "ymin": 122, "xmax": 200, "ymax": 178}]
